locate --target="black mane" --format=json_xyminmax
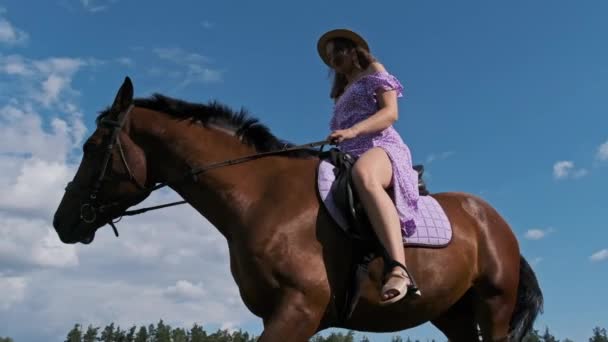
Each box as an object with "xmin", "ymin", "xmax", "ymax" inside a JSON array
[{"xmin": 97, "ymin": 94, "xmax": 319, "ymax": 158}]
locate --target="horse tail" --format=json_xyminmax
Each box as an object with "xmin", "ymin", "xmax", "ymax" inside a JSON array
[{"xmin": 509, "ymin": 255, "xmax": 544, "ymax": 341}]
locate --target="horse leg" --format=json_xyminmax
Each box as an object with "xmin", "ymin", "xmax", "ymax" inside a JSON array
[
  {"xmin": 431, "ymin": 290, "xmax": 481, "ymax": 342},
  {"xmin": 474, "ymin": 271, "xmax": 519, "ymax": 341},
  {"xmin": 258, "ymin": 290, "xmax": 324, "ymax": 342},
  {"xmin": 474, "ymin": 292, "xmax": 517, "ymax": 342}
]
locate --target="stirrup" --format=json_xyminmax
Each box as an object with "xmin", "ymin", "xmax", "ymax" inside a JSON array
[{"xmin": 379, "ymin": 259, "xmax": 421, "ymax": 305}]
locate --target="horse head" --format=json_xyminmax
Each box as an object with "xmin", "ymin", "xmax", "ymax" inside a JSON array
[{"xmin": 53, "ymin": 77, "xmax": 151, "ymax": 244}]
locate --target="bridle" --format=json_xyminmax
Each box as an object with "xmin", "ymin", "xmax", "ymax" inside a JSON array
[
  {"xmin": 65, "ymin": 104, "xmax": 141, "ymax": 237},
  {"xmin": 65, "ymin": 103, "xmax": 332, "ymax": 238}
]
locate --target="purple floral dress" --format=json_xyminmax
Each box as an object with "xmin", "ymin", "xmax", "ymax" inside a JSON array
[{"xmin": 330, "ymin": 71, "xmax": 419, "ymax": 237}]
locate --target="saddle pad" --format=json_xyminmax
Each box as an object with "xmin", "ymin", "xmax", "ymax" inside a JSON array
[{"xmin": 317, "ymin": 160, "xmax": 452, "ymax": 247}]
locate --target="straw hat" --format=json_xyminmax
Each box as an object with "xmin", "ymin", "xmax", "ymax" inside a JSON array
[{"xmin": 317, "ymin": 28, "xmax": 370, "ymax": 66}]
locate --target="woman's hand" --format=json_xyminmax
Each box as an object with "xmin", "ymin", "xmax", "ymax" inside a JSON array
[{"xmin": 327, "ymin": 127, "xmax": 359, "ymax": 144}]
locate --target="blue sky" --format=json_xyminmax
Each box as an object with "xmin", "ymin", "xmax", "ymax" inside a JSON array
[{"xmin": 0, "ymin": 1, "xmax": 606, "ymax": 341}]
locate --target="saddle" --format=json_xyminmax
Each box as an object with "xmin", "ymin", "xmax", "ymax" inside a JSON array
[
  {"xmin": 318, "ymin": 148, "xmax": 429, "ymax": 241},
  {"xmin": 317, "ymin": 148, "xmax": 429, "ymax": 323}
]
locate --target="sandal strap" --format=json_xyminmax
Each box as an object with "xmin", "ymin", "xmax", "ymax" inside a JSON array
[
  {"xmin": 383, "ymin": 258, "xmax": 420, "ymax": 294},
  {"xmin": 384, "ymin": 259, "xmax": 408, "ymax": 273}
]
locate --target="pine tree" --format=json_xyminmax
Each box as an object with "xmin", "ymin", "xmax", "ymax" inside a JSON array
[
  {"xmin": 0, "ymin": 338, "xmax": 15, "ymax": 342},
  {"xmin": 126, "ymin": 326, "xmax": 137, "ymax": 342},
  {"xmin": 359, "ymin": 336, "xmax": 371, "ymax": 342},
  {"xmin": 134, "ymin": 326, "xmax": 148, "ymax": 342},
  {"xmin": 189, "ymin": 324, "xmax": 206, "ymax": 342},
  {"xmin": 318, "ymin": 331, "xmax": 356, "ymax": 342},
  {"xmin": 114, "ymin": 326, "xmax": 127, "ymax": 342},
  {"xmin": 83, "ymin": 325, "xmax": 99, "ymax": 342},
  {"xmin": 231, "ymin": 329, "xmax": 256, "ymax": 342},
  {"xmin": 391, "ymin": 336, "xmax": 403, "ymax": 342},
  {"xmin": 541, "ymin": 326, "xmax": 559, "ymax": 342},
  {"xmin": 171, "ymin": 327, "xmax": 188, "ymax": 342},
  {"xmin": 590, "ymin": 326, "xmax": 608, "ymax": 342},
  {"xmin": 153, "ymin": 319, "xmax": 171, "ymax": 342},
  {"xmin": 65, "ymin": 323, "xmax": 83, "ymax": 342},
  {"xmin": 523, "ymin": 329, "xmax": 542, "ymax": 342},
  {"xmin": 100, "ymin": 323, "xmax": 116, "ymax": 342},
  {"xmin": 148, "ymin": 323, "xmax": 156, "ymax": 339},
  {"xmin": 209, "ymin": 328, "xmax": 232, "ymax": 342}
]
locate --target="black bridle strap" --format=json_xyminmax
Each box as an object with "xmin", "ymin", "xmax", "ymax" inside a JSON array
[
  {"xmin": 91, "ymin": 104, "xmax": 135, "ymax": 198},
  {"xmin": 107, "ymin": 139, "xmax": 332, "ymax": 217}
]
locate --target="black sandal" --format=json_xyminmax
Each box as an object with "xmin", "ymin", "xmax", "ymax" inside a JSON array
[{"xmin": 379, "ymin": 259, "xmax": 421, "ymax": 305}]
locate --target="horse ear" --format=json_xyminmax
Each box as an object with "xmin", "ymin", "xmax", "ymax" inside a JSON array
[{"xmin": 110, "ymin": 76, "xmax": 134, "ymax": 114}]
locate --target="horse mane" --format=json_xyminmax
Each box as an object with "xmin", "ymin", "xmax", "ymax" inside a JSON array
[{"xmin": 97, "ymin": 94, "xmax": 319, "ymax": 158}]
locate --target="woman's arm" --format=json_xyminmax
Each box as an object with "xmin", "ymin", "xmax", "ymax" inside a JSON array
[{"xmin": 351, "ymin": 89, "xmax": 399, "ymax": 135}]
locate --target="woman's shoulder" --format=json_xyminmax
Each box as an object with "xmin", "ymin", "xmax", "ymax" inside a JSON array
[
  {"xmin": 361, "ymin": 62, "xmax": 397, "ymax": 81},
  {"xmin": 369, "ymin": 62, "xmax": 387, "ymax": 74},
  {"xmin": 363, "ymin": 63, "xmax": 404, "ymax": 96}
]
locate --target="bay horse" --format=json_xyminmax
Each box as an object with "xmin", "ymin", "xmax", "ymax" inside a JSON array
[{"xmin": 52, "ymin": 77, "xmax": 543, "ymax": 341}]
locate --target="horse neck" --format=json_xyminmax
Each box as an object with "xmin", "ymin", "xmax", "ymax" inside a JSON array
[{"xmin": 131, "ymin": 107, "xmax": 275, "ymax": 240}]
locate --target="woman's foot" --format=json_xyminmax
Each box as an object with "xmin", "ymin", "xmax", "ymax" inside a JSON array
[{"xmin": 379, "ymin": 265, "xmax": 420, "ymax": 305}]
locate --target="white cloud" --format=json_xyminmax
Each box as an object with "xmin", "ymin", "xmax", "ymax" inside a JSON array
[
  {"xmin": 553, "ymin": 161, "xmax": 573, "ymax": 179},
  {"xmin": 34, "ymin": 58, "xmax": 85, "ymax": 107},
  {"xmin": 0, "ymin": 55, "xmax": 86, "ymax": 108},
  {"xmin": 80, "ymin": 0, "xmax": 118, "ymax": 13},
  {"xmin": 553, "ymin": 160, "xmax": 587, "ymax": 180},
  {"xmin": 32, "ymin": 229, "xmax": 80, "ymax": 268},
  {"xmin": 1, "ymin": 271, "xmax": 252, "ymax": 340},
  {"xmin": 164, "ymin": 280, "xmax": 208, "ymax": 302},
  {"xmin": 0, "ymin": 102, "xmax": 84, "ymax": 219},
  {"xmin": 1, "ymin": 105, "xmax": 64, "ymax": 158},
  {"xmin": 115, "ymin": 57, "xmax": 134, "ymax": 66},
  {"xmin": 154, "ymin": 47, "xmax": 211, "ymax": 65},
  {"xmin": 0, "ymin": 199, "xmax": 255, "ymax": 340},
  {"xmin": 0, "ymin": 276, "xmax": 26, "ymax": 310},
  {"xmin": 524, "ymin": 228, "xmax": 554, "ymax": 240},
  {"xmin": 425, "ymin": 151, "xmax": 454, "ymax": 164},
  {"xmin": 0, "ymin": 158, "xmax": 75, "ymax": 217},
  {"xmin": 597, "ymin": 140, "xmax": 608, "ymax": 162},
  {"xmin": 590, "ymin": 249, "xmax": 608, "ymax": 262},
  {"xmin": 0, "ymin": 16, "xmax": 29, "ymax": 45},
  {"xmin": 0, "ymin": 213, "xmax": 79, "ymax": 269},
  {"xmin": 0, "ymin": 54, "xmax": 32, "ymax": 75},
  {"xmin": 0, "ymin": 41, "xmax": 246, "ymax": 342},
  {"xmin": 152, "ymin": 47, "xmax": 223, "ymax": 86}
]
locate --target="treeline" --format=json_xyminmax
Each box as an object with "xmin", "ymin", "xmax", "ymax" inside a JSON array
[
  {"xmin": 1, "ymin": 322, "xmax": 607, "ymax": 341},
  {"xmin": 522, "ymin": 326, "xmax": 608, "ymax": 342}
]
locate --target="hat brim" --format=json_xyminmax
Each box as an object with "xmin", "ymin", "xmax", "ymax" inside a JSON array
[{"xmin": 317, "ymin": 29, "xmax": 370, "ymax": 67}]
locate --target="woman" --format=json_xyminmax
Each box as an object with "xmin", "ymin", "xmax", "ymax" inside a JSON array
[{"xmin": 317, "ymin": 28, "xmax": 421, "ymax": 305}]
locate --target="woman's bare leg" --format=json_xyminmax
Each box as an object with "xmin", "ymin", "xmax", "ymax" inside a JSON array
[{"xmin": 351, "ymin": 147, "xmax": 410, "ymax": 301}]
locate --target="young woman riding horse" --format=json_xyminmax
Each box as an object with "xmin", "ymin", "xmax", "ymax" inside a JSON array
[
  {"xmin": 52, "ymin": 28, "xmax": 543, "ymax": 341},
  {"xmin": 319, "ymin": 28, "xmax": 421, "ymax": 305}
]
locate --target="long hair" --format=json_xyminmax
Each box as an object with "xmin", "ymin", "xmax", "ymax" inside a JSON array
[{"xmin": 328, "ymin": 38, "xmax": 377, "ymax": 100}]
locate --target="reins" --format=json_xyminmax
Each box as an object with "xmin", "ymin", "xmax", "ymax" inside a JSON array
[{"xmin": 101, "ymin": 139, "xmax": 333, "ymax": 235}]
